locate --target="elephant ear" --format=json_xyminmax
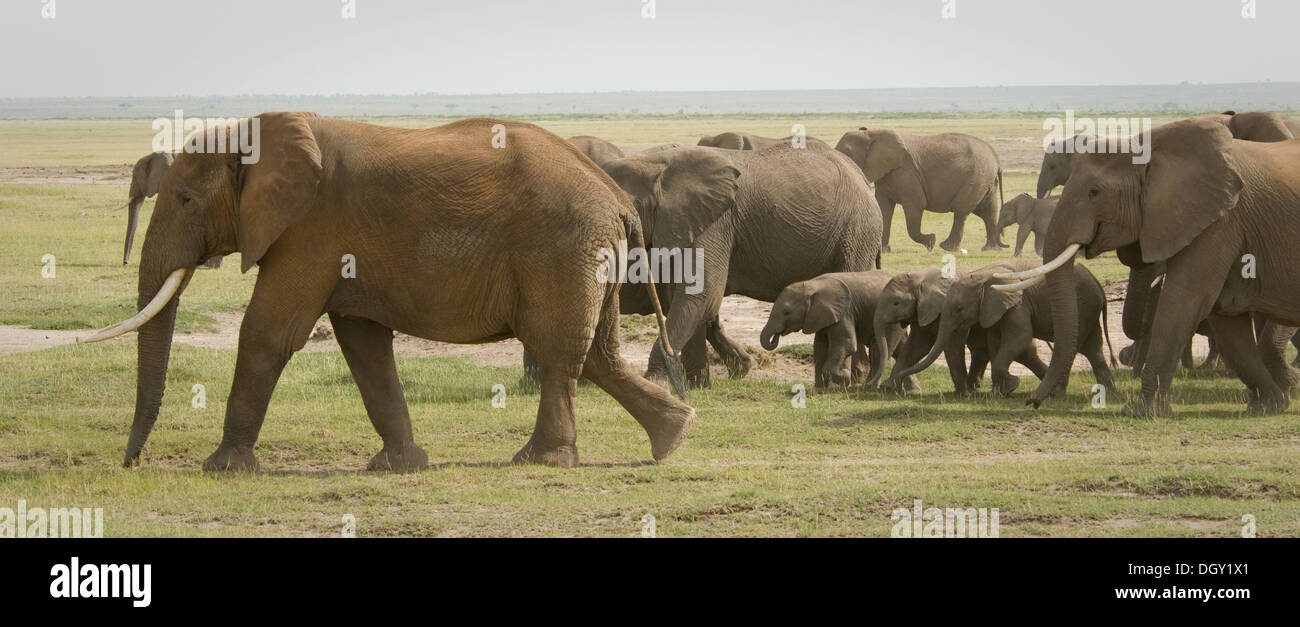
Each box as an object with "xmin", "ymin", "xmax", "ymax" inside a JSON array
[
  {"xmin": 135, "ymin": 152, "xmax": 173, "ymax": 199},
  {"xmin": 1139, "ymin": 119, "xmax": 1242, "ymax": 264},
  {"xmin": 1227, "ymin": 111, "xmax": 1295, "ymax": 142},
  {"xmin": 916, "ymin": 277, "xmax": 947, "ymax": 327},
  {"xmin": 868, "ymin": 130, "xmax": 929, "ymax": 210},
  {"xmin": 233, "ymin": 112, "xmax": 323, "ymax": 272},
  {"xmin": 979, "ymin": 280, "xmax": 1022, "ymax": 329},
  {"xmin": 802, "ymin": 280, "xmax": 849, "ymax": 334},
  {"xmin": 652, "ymin": 150, "xmax": 740, "ymax": 249}
]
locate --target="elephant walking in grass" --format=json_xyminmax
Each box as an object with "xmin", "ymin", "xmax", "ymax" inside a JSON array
[
  {"xmin": 885, "ymin": 260, "xmax": 1115, "ymax": 398},
  {"xmin": 867, "ymin": 266, "xmax": 991, "ymax": 396},
  {"xmin": 123, "ymin": 151, "xmax": 222, "ymax": 269},
  {"xmin": 82, "ymin": 114, "xmax": 695, "ymax": 470},
  {"xmin": 759, "ymin": 271, "xmax": 917, "ymax": 390},
  {"xmin": 600, "ymin": 143, "xmax": 884, "ymax": 388},
  {"xmin": 997, "ymin": 193, "xmax": 1058, "ymax": 257},
  {"xmin": 836, "ymin": 128, "xmax": 1007, "ymax": 253},
  {"xmin": 997, "ymin": 118, "xmax": 1300, "ymax": 415}
]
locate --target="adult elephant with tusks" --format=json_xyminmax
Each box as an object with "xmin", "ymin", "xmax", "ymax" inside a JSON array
[
  {"xmin": 81, "ymin": 113, "xmax": 696, "ymax": 470},
  {"xmin": 996, "ymin": 118, "xmax": 1300, "ymax": 416},
  {"xmin": 836, "ymin": 128, "xmax": 1007, "ymax": 253},
  {"xmin": 600, "ymin": 142, "xmax": 884, "ymax": 388}
]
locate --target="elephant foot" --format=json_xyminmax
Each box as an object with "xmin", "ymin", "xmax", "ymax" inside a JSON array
[
  {"xmin": 201, "ymin": 255, "xmax": 223, "ymax": 269},
  {"xmin": 721, "ymin": 351, "xmax": 753, "ymax": 379},
  {"xmin": 685, "ymin": 371, "xmax": 711, "ymax": 389},
  {"xmin": 512, "ymin": 437, "xmax": 579, "ymax": 468},
  {"xmin": 993, "ymin": 374, "xmax": 1021, "ymax": 397},
  {"xmin": 939, "ymin": 240, "xmax": 961, "ymax": 253},
  {"xmin": 367, "ymin": 441, "xmax": 429, "ymax": 471},
  {"xmin": 901, "ymin": 375, "xmax": 921, "ymax": 394},
  {"xmin": 645, "ymin": 407, "xmax": 694, "ymax": 462},
  {"xmin": 202, "ymin": 444, "xmax": 259, "ymax": 472},
  {"xmin": 1121, "ymin": 397, "xmax": 1172, "ymax": 418},
  {"xmin": 920, "ymin": 234, "xmax": 937, "ymax": 252},
  {"xmin": 981, "ymin": 243, "xmax": 1003, "ymax": 252},
  {"xmin": 1246, "ymin": 390, "xmax": 1289, "ymax": 415}
]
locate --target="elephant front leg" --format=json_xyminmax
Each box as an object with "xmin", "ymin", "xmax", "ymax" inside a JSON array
[
  {"xmin": 876, "ymin": 191, "xmax": 896, "ymax": 253},
  {"xmin": 902, "ymin": 203, "xmax": 936, "ymax": 252},
  {"xmin": 331, "ymin": 313, "xmax": 428, "ymax": 471},
  {"xmin": 986, "ymin": 328, "xmax": 1022, "ymax": 397},
  {"xmin": 819, "ymin": 327, "xmax": 857, "ymax": 387},
  {"xmin": 707, "ymin": 318, "xmax": 753, "ymax": 379},
  {"xmin": 939, "ymin": 211, "xmax": 970, "ymax": 253}
]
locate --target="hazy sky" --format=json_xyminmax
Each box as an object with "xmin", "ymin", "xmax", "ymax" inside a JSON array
[{"xmin": 1, "ymin": 0, "xmax": 1295, "ymax": 97}]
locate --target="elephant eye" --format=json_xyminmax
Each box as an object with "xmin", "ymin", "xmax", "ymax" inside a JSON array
[
  {"xmin": 1088, "ymin": 187, "xmax": 1100, "ymax": 199},
  {"xmin": 179, "ymin": 188, "xmax": 194, "ymax": 206}
]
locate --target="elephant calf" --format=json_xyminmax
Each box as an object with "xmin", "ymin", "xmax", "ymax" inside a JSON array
[
  {"xmin": 997, "ymin": 193, "xmax": 1058, "ymax": 257},
  {"xmin": 886, "ymin": 260, "xmax": 1116, "ymax": 398},
  {"xmin": 868, "ymin": 266, "xmax": 991, "ymax": 396},
  {"xmin": 760, "ymin": 271, "xmax": 917, "ymax": 390}
]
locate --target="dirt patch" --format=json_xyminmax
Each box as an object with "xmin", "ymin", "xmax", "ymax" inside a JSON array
[{"xmin": 0, "ymin": 165, "xmax": 132, "ymax": 186}]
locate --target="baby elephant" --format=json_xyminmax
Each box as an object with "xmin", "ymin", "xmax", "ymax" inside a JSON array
[
  {"xmin": 760, "ymin": 271, "xmax": 917, "ymax": 389},
  {"xmin": 997, "ymin": 193, "xmax": 1058, "ymax": 257},
  {"xmin": 886, "ymin": 260, "xmax": 1116, "ymax": 397}
]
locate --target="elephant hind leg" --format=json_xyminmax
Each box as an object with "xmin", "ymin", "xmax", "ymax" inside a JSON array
[
  {"xmin": 581, "ymin": 303, "xmax": 694, "ymax": 462},
  {"xmin": 330, "ymin": 313, "xmax": 427, "ymax": 471},
  {"xmin": 971, "ymin": 189, "xmax": 1005, "ymax": 251},
  {"xmin": 1208, "ymin": 313, "xmax": 1286, "ymax": 415},
  {"xmin": 511, "ymin": 294, "xmax": 599, "ymax": 468}
]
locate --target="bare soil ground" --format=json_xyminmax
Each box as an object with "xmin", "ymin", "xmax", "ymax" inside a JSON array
[{"xmin": 0, "ymin": 165, "xmax": 132, "ymax": 185}]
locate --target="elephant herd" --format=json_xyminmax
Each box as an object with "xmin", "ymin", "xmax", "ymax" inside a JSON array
[{"xmin": 94, "ymin": 109, "xmax": 1300, "ymax": 471}]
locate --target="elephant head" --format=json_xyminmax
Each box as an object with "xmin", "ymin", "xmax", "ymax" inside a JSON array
[
  {"xmin": 759, "ymin": 277, "xmax": 849, "ymax": 350},
  {"xmin": 82, "ymin": 112, "xmax": 324, "ymax": 466},
  {"xmin": 601, "ymin": 148, "xmax": 740, "ymax": 254},
  {"xmin": 997, "ymin": 193, "xmax": 1035, "ymax": 235},
  {"xmin": 697, "ymin": 132, "xmax": 747, "ymax": 150},
  {"xmin": 567, "ymin": 135, "xmax": 625, "ymax": 167},
  {"xmin": 123, "ymin": 151, "xmax": 175, "ymax": 265},
  {"xmin": 1036, "ymin": 135, "xmax": 1085, "ymax": 198},
  {"xmin": 835, "ymin": 128, "xmax": 928, "ymax": 208},
  {"xmin": 865, "ymin": 267, "xmax": 950, "ymax": 386},
  {"xmin": 886, "ymin": 263, "xmax": 1023, "ymax": 384},
  {"xmin": 1225, "ymin": 111, "xmax": 1295, "ymax": 142},
  {"xmin": 1000, "ymin": 118, "xmax": 1242, "ymax": 407}
]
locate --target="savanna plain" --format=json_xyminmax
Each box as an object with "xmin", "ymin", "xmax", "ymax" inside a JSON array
[{"xmin": 1, "ymin": 113, "xmax": 1298, "ymax": 537}]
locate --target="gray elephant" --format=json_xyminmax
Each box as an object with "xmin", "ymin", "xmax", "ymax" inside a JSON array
[
  {"xmin": 1035, "ymin": 111, "xmax": 1295, "ymax": 198},
  {"xmin": 997, "ymin": 193, "xmax": 1058, "ymax": 257},
  {"xmin": 836, "ymin": 128, "xmax": 1006, "ymax": 253},
  {"xmin": 697, "ymin": 132, "xmax": 827, "ymax": 151},
  {"xmin": 759, "ymin": 270, "xmax": 916, "ymax": 390},
  {"xmin": 568, "ymin": 135, "xmax": 625, "ymax": 167},
  {"xmin": 602, "ymin": 142, "xmax": 884, "ymax": 387},
  {"xmin": 124, "ymin": 151, "xmax": 222, "ymax": 269},
  {"xmin": 867, "ymin": 266, "xmax": 990, "ymax": 396},
  {"xmin": 885, "ymin": 260, "xmax": 1115, "ymax": 397}
]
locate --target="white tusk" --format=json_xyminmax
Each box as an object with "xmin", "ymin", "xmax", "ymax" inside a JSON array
[
  {"xmin": 991, "ymin": 243, "xmax": 1081, "ymax": 281},
  {"xmin": 1150, "ymin": 274, "xmax": 1165, "ymax": 289},
  {"xmin": 78, "ymin": 268, "xmax": 187, "ymax": 343},
  {"xmin": 992, "ymin": 274, "xmax": 1044, "ymax": 292}
]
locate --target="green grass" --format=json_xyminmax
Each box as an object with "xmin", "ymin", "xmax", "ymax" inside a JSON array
[{"xmin": 1, "ymin": 115, "xmax": 1297, "ymax": 537}]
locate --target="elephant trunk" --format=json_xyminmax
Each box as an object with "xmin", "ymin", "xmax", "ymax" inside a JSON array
[
  {"xmin": 888, "ymin": 321, "xmax": 948, "ymax": 383},
  {"xmin": 1035, "ymin": 172, "xmax": 1053, "ymax": 199},
  {"xmin": 1030, "ymin": 239, "xmax": 1079, "ymax": 407},
  {"xmin": 124, "ymin": 280, "xmax": 180, "ymax": 466},
  {"xmin": 123, "ymin": 196, "xmax": 143, "ymax": 265},
  {"xmin": 760, "ymin": 318, "xmax": 782, "ymax": 351},
  {"xmin": 866, "ymin": 309, "xmax": 896, "ymax": 387}
]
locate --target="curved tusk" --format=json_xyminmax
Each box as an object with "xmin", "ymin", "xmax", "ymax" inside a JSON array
[
  {"xmin": 992, "ymin": 274, "xmax": 1045, "ymax": 292},
  {"xmin": 78, "ymin": 268, "xmax": 187, "ymax": 343},
  {"xmin": 992, "ymin": 243, "xmax": 1081, "ymax": 280}
]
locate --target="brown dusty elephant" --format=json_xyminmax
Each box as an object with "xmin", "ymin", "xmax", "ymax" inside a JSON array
[
  {"xmin": 81, "ymin": 113, "xmax": 695, "ymax": 471},
  {"xmin": 1035, "ymin": 111, "xmax": 1294, "ymax": 199},
  {"xmin": 836, "ymin": 128, "xmax": 1006, "ymax": 253},
  {"xmin": 866, "ymin": 266, "xmax": 990, "ymax": 396},
  {"xmin": 601, "ymin": 142, "xmax": 884, "ymax": 388},
  {"xmin": 567, "ymin": 135, "xmax": 625, "ymax": 167},
  {"xmin": 999, "ymin": 118, "xmax": 1300, "ymax": 415},
  {"xmin": 885, "ymin": 259, "xmax": 1115, "ymax": 398},
  {"xmin": 124, "ymin": 151, "xmax": 223, "ymax": 269},
  {"xmin": 997, "ymin": 193, "xmax": 1058, "ymax": 257},
  {"xmin": 759, "ymin": 270, "xmax": 916, "ymax": 390}
]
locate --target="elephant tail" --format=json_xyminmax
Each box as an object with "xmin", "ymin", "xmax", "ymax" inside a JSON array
[
  {"xmin": 996, "ymin": 169, "xmax": 1005, "ymax": 211},
  {"xmin": 621, "ymin": 212, "xmax": 687, "ymax": 400},
  {"xmin": 1095, "ymin": 274, "xmax": 1118, "ymax": 367},
  {"xmin": 875, "ymin": 249, "xmax": 882, "ymax": 270}
]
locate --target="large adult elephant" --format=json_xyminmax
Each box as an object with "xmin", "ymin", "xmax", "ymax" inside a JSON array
[
  {"xmin": 601, "ymin": 143, "xmax": 884, "ymax": 387},
  {"xmin": 1035, "ymin": 111, "xmax": 1294, "ymax": 198},
  {"xmin": 123, "ymin": 151, "xmax": 223, "ymax": 269},
  {"xmin": 568, "ymin": 135, "xmax": 624, "ymax": 167},
  {"xmin": 996, "ymin": 118, "xmax": 1300, "ymax": 415},
  {"xmin": 81, "ymin": 114, "xmax": 695, "ymax": 470},
  {"xmin": 836, "ymin": 128, "xmax": 1006, "ymax": 253},
  {"xmin": 697, "ymin": 132, "xmax": 781, "ymax": 150}
]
